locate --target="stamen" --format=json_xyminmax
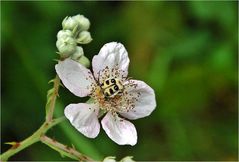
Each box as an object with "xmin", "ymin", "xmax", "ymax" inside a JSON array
[
  {"xmin": 89, "ymin": 65, "xmax": 141, "ymax": 115},
  {"xmin": 98, "ymin": 65, "xmax": 127, "ymax": 84}
]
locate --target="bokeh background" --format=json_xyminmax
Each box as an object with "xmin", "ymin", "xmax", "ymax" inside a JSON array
[{"xmin": 1, "ymin": 1, "xmax": 238, "ymax": 161}]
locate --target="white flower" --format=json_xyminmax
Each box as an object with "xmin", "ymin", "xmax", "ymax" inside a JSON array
[{"xmin": 55, "ymin": 42, "xmax": 156, "ymax": 146}]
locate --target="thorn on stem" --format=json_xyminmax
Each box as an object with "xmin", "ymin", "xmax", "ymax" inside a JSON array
[
  {"xmin": 81, "ymin": 155, "xmax": 88, "ymax": 160},
  {"xmin": 44, "ymin": 123, "xmax": 49, "ymax": 127},
  {"xmin": 65, "ymin": 145, "xmax": 70, "ymax": 150},
  {"xmin": 52, "ymin": 137, "xmax": 56, "ymax": 143},
  {"xmin": 12, "ymin": 142, "xmax": 20, "ymax": 149},
  {"xmin": 5, "ymin": 142, "xmax": 21, "ymax": 149}
]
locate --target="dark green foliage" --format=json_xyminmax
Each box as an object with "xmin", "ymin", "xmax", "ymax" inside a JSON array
[{"xmin": 1, "ymin": 1, "xmax": 238, "ymax": 161}]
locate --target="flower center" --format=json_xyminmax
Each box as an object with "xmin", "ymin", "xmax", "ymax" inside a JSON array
[
  {"xmin": 100, "ymin": 78, "xmax": 124, "ymax": 98},
  {"xmin": 90, "ymin": 66, "xmax": 141, "ymax": 114}
]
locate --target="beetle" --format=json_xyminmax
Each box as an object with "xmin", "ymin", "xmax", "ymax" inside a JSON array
[{"xmin": 100, "ymin": 78, "xmax": 124, "ymax": 98}]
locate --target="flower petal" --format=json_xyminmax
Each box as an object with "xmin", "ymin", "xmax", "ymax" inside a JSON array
[
  {"xmin": 64, "ymin": 103, "xmax": 100, "ymax": 138},
  {"xmin": 101, "ymin": 112, "xmax": 137, "ymax": 146},
  {"xmin": 55, "ymin": 58, "xmax": 95, "ymax": 97},
  {"xmin": 92, "ymin": 42, "xmax": 130, "ymax": 81},
  {"xmin": 120, "ymin": 80, "xmax": 156, "ymax": 120}
]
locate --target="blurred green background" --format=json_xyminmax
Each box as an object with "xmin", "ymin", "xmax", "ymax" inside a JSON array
[{"xmin": 1, "ymin": 1, "xmax": 238, "ymax": 161}]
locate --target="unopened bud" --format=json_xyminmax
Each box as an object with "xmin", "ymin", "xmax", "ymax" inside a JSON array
[
  {"xmin": 57, "ymin": 30, "xmax": 73, "ymax": 39},
  {"xmin": 103, "ymin": 156, "xmax": 116, "ymax": 162},
  {"xmin": 76, "ymin": 55, "xmax": 90, "ymax": 68},
  {"xmin": 76, "ymin": 31, "xmax": 92, "ymax": 44},
  {"xmin": 70, "ymin": 46, "xmax": 90, "ymax": 67},
  {"xmin": 56, "ymin": 36, "xmax": 76, "ymax": 57},
  {"xmin": 120, "ymin": 156, "xmax": 135, "ymax": 162},
  {"xmin": 71, "ymin": 46, "xmax": 84, "ymax": 61},
  {"xmin": 73, "ymin": 14, "xmax": 90, "ymax": 31},
  {"xmin": 62, "ymin": 16, "xmax": 78, "ymax": 31}
]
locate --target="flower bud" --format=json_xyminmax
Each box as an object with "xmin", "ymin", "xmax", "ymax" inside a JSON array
[
  {"xmin": 75, "ymin": 55, "xmax": 90, "ymax": 68},
  {"xmin": 103, "ymin": 156, "xmax": 116, "ymax": 162},
  {"xmin": 70, "ymin": 46, "xmax": 90, "ymax": 67},
  {"xmin": 76, "ymin": 31, "xmax": 92, "ymax": 44},
  {"xmin": 56, "ymin": 36, "xmax": 77, "ymax": 57},
  {"xmin": 71, "ymin": 46, "xmax": 84, "ymax": 61},
  {"xmin": 73, "ymin": 14, "xmax": 90, "ymax": 31},
  {"xmin": 120, "ymin": 156, "xmax": 135, "ymax": 162},
  {"xmin": 62, "ymin": 16, "xmax": 78, "ymax": 30},
  {"xmin": 57, "ymin": 30, "xmax": 73, "ymax": 39}
]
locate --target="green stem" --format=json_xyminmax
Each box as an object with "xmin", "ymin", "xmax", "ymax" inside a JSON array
[
  {"xmin": 46, "ymin": 75, "xmax": 60, "ymax": 122},
  {"xmin": 40, "ymin": 135, "xmax": 93, "ymax": 161},
  {"xmin": 0, "ymin": 117, "xmax": 65, "ymax": 161},
  {"xmin": 2, "ymin": 22, "xmax": 101, "ymax": 160}
]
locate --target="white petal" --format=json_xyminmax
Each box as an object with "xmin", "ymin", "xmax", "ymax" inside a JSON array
[
  {"xmin": 101, "ymin": 112, "xmax": 137, "ymax": 146},
  {"xmin": 64, "ymin": 103, "xmax": 100, "ymax": 138},
  {"xmin": 92, "ymin": 42, "xmax": 130, "ymax": 81},
  {"xmin": 55, "ymin": 58, "xmax": 95, "ymax": 97},
  {"xmin": 120, "ymin": 80, "xmax": 156, "ymax": 120}
]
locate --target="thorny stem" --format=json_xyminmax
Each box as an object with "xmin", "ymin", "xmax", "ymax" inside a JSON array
[
  {"xmin": 46, "ymin": 75, "xmax": 60, "ymax": 122},
  {"xmin": 40, "ymin": 135, "xmax": 93, "ymax": 161},
  {"xmin": 1, "ymin": 74, "xmax": 95, "ymax": 161},
  {"xmin": 0, "ymin": 117, "xmax": 65, "ymax": 161}
]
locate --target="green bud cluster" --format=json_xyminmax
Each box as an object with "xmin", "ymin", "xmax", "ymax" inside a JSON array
[{"xmin": 56, "ymin": 14, "xmax": 92, "ymax": 67}]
